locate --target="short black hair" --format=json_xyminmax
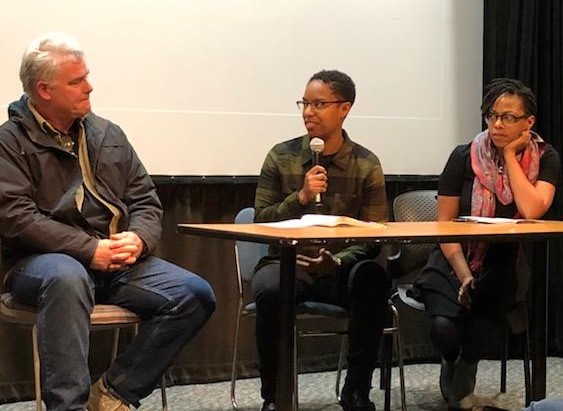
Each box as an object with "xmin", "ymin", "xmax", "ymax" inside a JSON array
[
  {"xmin": 481, "ymin": 78, "xmax": 537, "ymax": 118},
  {"xmin": 309, "ymin": 70, "xmax": 356, "ymax": 105}
]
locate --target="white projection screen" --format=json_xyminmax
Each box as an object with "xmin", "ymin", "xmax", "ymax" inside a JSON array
[{"xmin": 0, "ymin": 0, "xmax": 483, "ymax": 176}]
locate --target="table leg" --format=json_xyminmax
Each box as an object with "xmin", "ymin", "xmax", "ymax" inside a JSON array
[
  {"xmin": 277, "ymin": 246, "xmax": 297, "ymax": 410},
  {"xmin": 530, "ymin": 240, "xmax": 548, "ymax": 401}
]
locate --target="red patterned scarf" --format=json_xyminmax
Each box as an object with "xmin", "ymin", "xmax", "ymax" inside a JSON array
[{"xmin": 466, "ymin": 130, "xmax": 544, "ymax": 272}]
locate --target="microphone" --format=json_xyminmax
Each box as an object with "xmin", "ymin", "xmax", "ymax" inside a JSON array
[{"xmin": 309, "ymin": 137, "xmax": 325, "ymax": 212}]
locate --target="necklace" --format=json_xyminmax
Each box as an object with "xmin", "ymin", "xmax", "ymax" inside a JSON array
[{"xmin": 496, "ymin": 155, "xmax": 505, "ymax": 174}]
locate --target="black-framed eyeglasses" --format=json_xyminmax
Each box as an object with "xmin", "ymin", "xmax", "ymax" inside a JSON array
[
  {"xmin": 484, "ymin": 112, "xmax": 529, "ymax": 125},
  {"xmin": 296, "ymin": 100, "xmax": 347, "ymax": 111}
]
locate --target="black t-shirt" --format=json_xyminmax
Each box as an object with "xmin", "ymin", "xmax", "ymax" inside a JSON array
[
  {"xmin": 437, "ymin": 142, "xmax": 560, "ymax": 271},
  {"xmin": 438, "ymin": 143, "xmax": 560, "ymax": 217}
]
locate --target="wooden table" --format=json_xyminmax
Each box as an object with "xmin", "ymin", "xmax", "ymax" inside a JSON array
[{"xmin": 178, "ymin": 220, "xmax": 563, "ymax": 410}]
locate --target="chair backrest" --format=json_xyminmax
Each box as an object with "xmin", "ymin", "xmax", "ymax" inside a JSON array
[
  {"xmin": 234, "ymin": 207, "xmax": 269, "ymax": 283},
  {"xmin": 392, "ymin": 190, "xmax": 438, "ymax": 278},
  {"xmin": 393, "ymin": 190, "xmax": 438, "ymax": 222}
]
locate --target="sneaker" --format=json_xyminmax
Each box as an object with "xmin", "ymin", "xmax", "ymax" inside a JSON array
[
  {"xmin": 87, "ymin": 378, "xmax": 130, "ymax": 411},
  {"xmin": 339, "ymin": 383, "xmax": 376, "ymax": 411}
]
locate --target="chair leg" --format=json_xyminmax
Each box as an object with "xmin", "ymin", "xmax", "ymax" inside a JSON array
[
  {"xmin": 335, "ymin": 335, "xmax": 347, "ymax": 402},
  {"xmin": 383, "ymin": 332, "xmax": 393, "ymax": 411},
  {"xmin": 392, "ymin": 310, "xmax": 407, "ymax": 411},
  {"xmin": 160, "ymin": 374, "xmax": 168, "ymax": 411},
  {"xmin": 500, "ymin": 327, "xmax": 508, "ymax": 393},
  {"xmin": 379, "ymin": 362, "xmax": 385, "ymax": 390},
  {"xmin": 230, "ymin": 303, "xmax": 244, "ymax": 410},
  {"xmin": 294, "ymin": 323, "xmax": 299, "ymax": 409},
  {"xmin": 32, "ymin": 325, "xmax": 43, "ymax": 411},
  {"xmin": 380, "ymin": 321, "xmax": 393, "ymax": 392},
  {"xmin": 523, "ymin": 327, "xmax": 531, "ymax": 406},
  {"xmin": 383, "ymin": 302, "xmax": 407, "ymax": 411},
  {"xmin": 111, "ymin": 328, "xmax": 121, "ymax": 362},
  {"xmin": 380, "ymin": 351, "xmax": 387, "ymax": 390}
]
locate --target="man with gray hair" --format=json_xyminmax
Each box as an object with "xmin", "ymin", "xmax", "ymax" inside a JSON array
[{"xmin": 0, "ymin": 33, "xmax": 216, "ymax": 410}]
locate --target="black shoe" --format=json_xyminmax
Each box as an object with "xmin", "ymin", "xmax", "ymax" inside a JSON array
[
  {"xmin": 439, "ymin": 358, "xmax": 457, "ymax": 402},
  {"xmin": 448, "ymin": 359, "xmax": 477, "ymax": 410},
  {"xmin": 261, "ymin": 401, "xmax": 276, "ymax": 411},
  {"xmin": 339, "ymin": 385, "xmax": 375, "ymax": 411}
]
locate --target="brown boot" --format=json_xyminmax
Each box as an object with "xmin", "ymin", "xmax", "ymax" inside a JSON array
[{"xmin": 87, "ymin": 378, "xmax": 130, "ymax": 411}]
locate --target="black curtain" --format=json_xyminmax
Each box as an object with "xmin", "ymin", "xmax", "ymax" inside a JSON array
[{"xmin": 483, "ymin": 0, "xmax": 563, "ymax": 354}]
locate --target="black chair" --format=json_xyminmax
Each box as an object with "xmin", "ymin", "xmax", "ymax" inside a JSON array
[
  {"xmin": 230, "ymin": 207, "xmax": 406, "ymax": 411},
  {"xmin": 388, "ymin": 189, "xmax": 531, "ymax": 404}
]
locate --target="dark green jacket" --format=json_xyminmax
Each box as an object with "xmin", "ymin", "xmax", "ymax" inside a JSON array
[{"xmin": 254, "ymin": 132, "xmax": 388, "ymax": 272}]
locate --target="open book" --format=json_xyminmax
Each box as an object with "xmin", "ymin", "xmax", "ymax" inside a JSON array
[
  {"xmin": 258, "ymin": 214, "xmax": 386, "ymax": 229},
  {"xmin": 453, "ymin": 216, "xmax": 538, "ymax": 224}
]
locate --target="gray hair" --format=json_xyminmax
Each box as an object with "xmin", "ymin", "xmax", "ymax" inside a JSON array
[{"xmin": 20, "ymin": 32, "xmax": 84, "ymax": 96}]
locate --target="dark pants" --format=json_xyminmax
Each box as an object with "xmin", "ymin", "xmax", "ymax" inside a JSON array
[
  {"xmin": 430, "ymin": 314, "xmax": 504, "ymax": 364},
  {"xmin": 7, "ymin": 253, "xmax": 216, "ymax": 411},
  {"xmin": 251, "ymin": 259, "xmax": 388, "ymax": 402},
  {"xmin": 418, "ymin": 248, "xmax": 516, "ymax": 364}
]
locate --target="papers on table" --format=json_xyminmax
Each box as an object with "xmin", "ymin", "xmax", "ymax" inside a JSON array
[
  {"xmin": 453, "ymin": 216, "xmax": 538, "ymax": 224},
  {"xmin": 258, "ymin": 214, "xmax": 385, "ymax": 229}
]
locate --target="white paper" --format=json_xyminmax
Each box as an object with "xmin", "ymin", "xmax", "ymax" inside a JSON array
[
  {"xmin": 258, "ymin": 214, "xmax": 385, "ymax": 229},
  {"xmin": 455, "ymin": 216, "xmax": 537, "ymax": 224}
]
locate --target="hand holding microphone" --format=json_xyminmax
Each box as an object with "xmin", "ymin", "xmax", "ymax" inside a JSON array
[
  {"xmin": 298, "ymin": 137, "xmax": 327, "ymax": 209},
  {"xmin": 310, "ymin": 138, "xmax": 325, "ymax": 205}
]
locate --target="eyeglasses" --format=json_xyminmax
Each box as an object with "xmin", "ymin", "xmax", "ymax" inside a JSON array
[
  {"xmin": 484, "ymin": 112, "xmax": 529, "ymax": 125},
  {"xmin": 296, "ymin": 100, "xmax": 347, "ymax": 111}
]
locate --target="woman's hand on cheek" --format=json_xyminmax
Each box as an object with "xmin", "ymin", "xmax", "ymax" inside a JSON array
[{"xmin": 504, "ymin": 129, "xmax": 531, "ymax": 156}]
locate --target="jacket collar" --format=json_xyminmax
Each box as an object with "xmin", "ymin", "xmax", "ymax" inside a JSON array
[{"xmin": 9, "ymin": 95, "xmax": 87, "ymax": 152}]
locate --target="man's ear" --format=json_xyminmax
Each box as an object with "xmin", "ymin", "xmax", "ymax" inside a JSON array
[{"xmin": 36, "ymin": 81, "xmax": 51, "ymax": 101}]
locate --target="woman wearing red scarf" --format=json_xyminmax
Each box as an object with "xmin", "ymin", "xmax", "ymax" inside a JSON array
[{"xmin": 414, "ymin": 78, "xmax": 560, "ymax": 410}]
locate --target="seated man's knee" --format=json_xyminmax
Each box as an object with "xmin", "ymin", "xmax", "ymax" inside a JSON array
[
  {"xmin": 39, "ymin": 254, "xmax": 91, "ymax": 292},
  {"xmin": 188, "ymin": 274, "xmax": 216, "ymax": 316},
  {"xmin": 12, "ymin": 254, "xmax": 95, "ymax": 308},
  {"xmin": 158, "ymin": 267, "xmax": 217, "ymax": 320}
]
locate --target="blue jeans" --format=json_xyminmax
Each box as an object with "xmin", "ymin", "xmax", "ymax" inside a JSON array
[
  {"xmin": 6, "ymin": 253, "xmax": 216, "ymax": 411},
  {"xmin": 525, "ymin": 398, "xmax": 563, "ymax": 411}
]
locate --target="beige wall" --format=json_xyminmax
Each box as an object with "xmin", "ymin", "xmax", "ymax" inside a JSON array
[{"xmin": 0, "ymin": 0, "xmax": 483, "ymax": 175}]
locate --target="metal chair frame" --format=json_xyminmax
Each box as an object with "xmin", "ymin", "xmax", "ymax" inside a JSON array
[
  {"xmin": 230, "ymin": 207, "xmax": 406, "ymax": 411},
  {"xmin": 0, "ymin": 293, "xmax": 168, "ymax": 411}
]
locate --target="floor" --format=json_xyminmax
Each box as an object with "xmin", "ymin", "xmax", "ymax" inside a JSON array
[{"xmin": 1, "ymin": 358, "xmax": 562, "ymax": 410}]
